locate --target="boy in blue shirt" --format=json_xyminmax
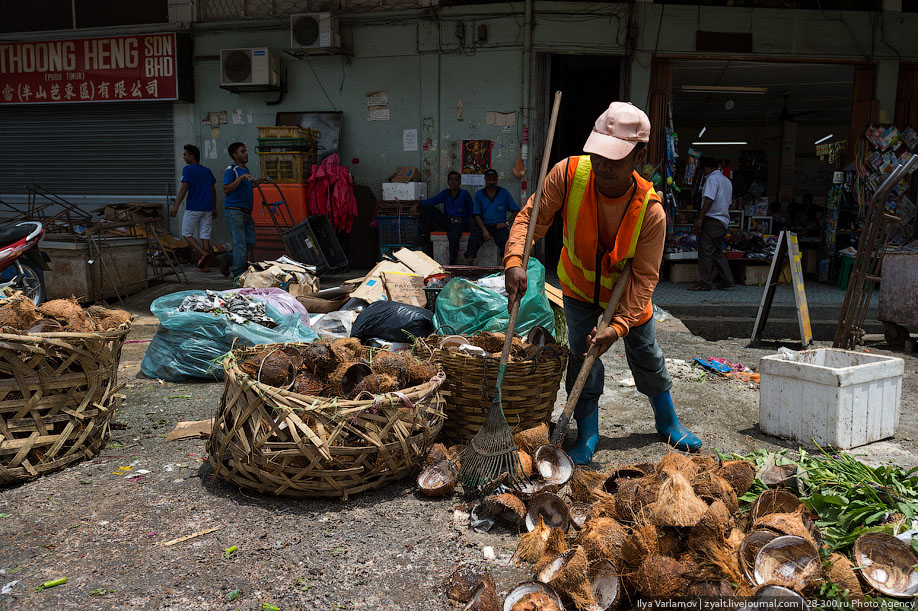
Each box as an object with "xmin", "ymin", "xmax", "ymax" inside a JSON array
[
  {"xmin": 466, "ymin": 168, "xmax": 519, "ymax": 264},
  {"xmin": 170, "ymin": 144, "xmax": 217, "ymax": 271},
  {"xmin": 410, "ymin": 170, "xmax": 472, "ymax": 265},
  {"xmin": 222, "ymin": 141, "xmax": 262, "ymax": 279}
]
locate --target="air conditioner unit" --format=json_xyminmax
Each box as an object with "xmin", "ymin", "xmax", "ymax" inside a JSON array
[
  {"xmin": 290, "ymin": 13, "xmax": 340, "ymax": 50},
  {"xmin": 220, "ymin": 47, "xmax": 279, "ymax": 88}
]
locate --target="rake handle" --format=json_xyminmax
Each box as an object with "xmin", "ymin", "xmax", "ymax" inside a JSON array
[{"xmin": 550, "ymin": 259, "xmax": 633, "ymax": 446}]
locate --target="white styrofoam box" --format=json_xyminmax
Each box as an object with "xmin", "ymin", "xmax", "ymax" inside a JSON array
[
  {"xmin": 382, "ymin": 182, "xmax": 428, "ymax": 201},
  {"xmin": 430, "ymin": 233, "xmax": 500, "ymax": 267},
  {"xmin": 759, "ymin": 349, "xmax": 904, "ymax": 449}
]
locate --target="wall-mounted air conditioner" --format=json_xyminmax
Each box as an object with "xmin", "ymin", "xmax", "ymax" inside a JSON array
[
  {"xmin": 220, "ymin": 47, "xmax": 279, "ymax": 88},
  {"xmin": 290, "ymin": 13, "xmax": 340, "ymax": 50}
]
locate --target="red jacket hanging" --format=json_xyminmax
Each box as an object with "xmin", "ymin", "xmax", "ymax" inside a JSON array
[{"xmin": 306, "ymin": 153, "xmax": 358, "ymax": 233}]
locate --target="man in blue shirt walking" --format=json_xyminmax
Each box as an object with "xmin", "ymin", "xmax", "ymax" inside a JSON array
[
  {"xmin": 169, "ymin": 144, "xmax": 217, "ymax": 272},
  {"xmin": 466, "ymin": 168, "xmax": 519, "ymax": 265},
  {"xmin": 410, "ymin": 170, "xmax": 472, "ymax": 265},
  {"xmin": 222, "ymin": 142, "xmax": 262, "ymax": 279}
]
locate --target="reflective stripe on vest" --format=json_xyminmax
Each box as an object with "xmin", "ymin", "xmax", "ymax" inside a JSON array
[{"xmin": 556, "ymin": 156, "xmax": 656, "ymax": 308}]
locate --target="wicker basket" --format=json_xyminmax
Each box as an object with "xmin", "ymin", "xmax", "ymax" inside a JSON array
[
  {"xmin": 0, "ymin": 325, "xmax": 130, "ymax": 484},
  {"xmin": 208, "ymin": 344, "xmax": 447, "ymax": 500},
  {"xmin": 433, "ymin": 347, "xmax": 568, "ymax": 445}
]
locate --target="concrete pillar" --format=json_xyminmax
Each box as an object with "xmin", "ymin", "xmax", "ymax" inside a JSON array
[
  {"xmin": 629, "ymin": 50, "xmax": 652, "ymax": 111},
  {"xmin": 875, "ymin": 58, "xmax": 900, "ymax": 124}
]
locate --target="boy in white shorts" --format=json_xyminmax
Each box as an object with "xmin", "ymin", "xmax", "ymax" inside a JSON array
[{"xmin": 170, "ymin": 144, "xmax": 218, "ymax": 271}]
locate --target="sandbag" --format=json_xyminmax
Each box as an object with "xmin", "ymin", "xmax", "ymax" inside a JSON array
[{"xmin": 350, "ymin": 300, "xmax": 433, "ymax": 343}]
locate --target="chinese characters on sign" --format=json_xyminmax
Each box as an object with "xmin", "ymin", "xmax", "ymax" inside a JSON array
[{"xmin": 0, "ymin": 34, "xmax": 179, "ymax": 104}]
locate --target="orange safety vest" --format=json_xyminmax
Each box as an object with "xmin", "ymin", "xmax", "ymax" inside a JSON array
[{"xmin": 557, "ymin": 156, "xmax": 658, "ymax": 321}]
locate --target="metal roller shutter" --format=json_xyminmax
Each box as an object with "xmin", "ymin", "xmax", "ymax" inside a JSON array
[{"xmin": 0, "ymin": 102, "xmax": 175, "ymax": 197}]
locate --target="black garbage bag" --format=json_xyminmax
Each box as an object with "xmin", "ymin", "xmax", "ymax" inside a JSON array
[{"xmin": 350, "ymin": 300, "xmax": 433, "ymax": 343}]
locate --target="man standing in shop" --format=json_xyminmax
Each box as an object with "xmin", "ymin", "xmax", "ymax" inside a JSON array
[
  {"xmin": 222, "ymin": 142, "xmax": 262, "ymax": 280},
  {"xmin": 169, "ymin": 144, "xmax": 217, "ymax": 272},
  {"xmin": 465, "ymin": 168, "xmax": 519, "ymax": 265},
  {"xmin": 411, "ymin": 170, "xmax": 473, "ymax": 265},
  {"xmin": 690, "ymin": 157, "xmax": 734, "ymax": 291},
  {"xmin": 504, "ymin": 102, "xmax": 701, "ymax": 465}
]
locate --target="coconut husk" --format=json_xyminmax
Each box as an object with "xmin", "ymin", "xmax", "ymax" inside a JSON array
[
  {"xmin": 444, "ymin": 565, "xmax": 495, "ymax": 603},
  {"xmin": 325, "ymin": 361, "xmax": 364, "ymax": 397},
  {"xmin": 754, "ymin": 535, "xmax": 822, "ymax": 593},
  {"xmin": 39, "ymin": 297, "xmax": 92, "ymax": 331},
  {"xmin": 447, "ymin": 445, "xmax": 466, "ymax": 469},
  {"xmin": 570, "ymin": 468, "xmax": 607, "ymax": 503},
  {"xmin": 301, "ymin": 341, "xmax": 338, "ymax": 375},
  {"xmin": 657, "ymin": 526, "xmax": 684, "ymax": 558},
  {"xmin": 470, "ymin": 331, "xmax": 506, "ymax": 353},
  {"xmin": 718, "ymin": 459, "xmax": 756, "ymax": 496},
  {"xmin": 0, "ymin": 295, "xmax": 43, "ymax": 332},
  {"xmin": 634, "ymin": 554, "xmax": 692, "ymax": 599},
  {"xmin": 513, "ymin": 423, "xmax": 550, "ymax": 455},
  {"xmin": 825, "ymin": 553, "xmax": 863, "ymax": 600},
  {"xmin": 294, "ymin": 371, "xmax": 325, "ymax": 396},
  {"xmin": 652, "ymin": 472, "xmax": 707, "ymax": 528},
  {"xmin": 575, "ymin": 517, "xmax": 627, "ymax": 565},
  {"xmin": 463, "ymin": 580, "xmax": 500, "ymax": 611},
  {"xmin": 691, "ymin": 529, "xmax": 750, "ymax": 595},
  {"xmin": 371, "ymin": 350, "xmax": 409, "ymax": 384},
  {"xmin": 331, "ymin": 337, "xmax": 364, "ymax": 361},
  {"xmin": 568, "ymin": 504, "xmax": 592, "ymax": 531},
  {"xmin": 600, "ymin": 466, "xmax": 649, "ymax": 494},
  {"xmin": 749, "ymin": 489, "xmax": 803, "ymax": 524},
  {"xmin": 689, "ymin": 581, "xmax": 740, "ymax": 598},
  {"xmin": 484, "ymin": 493, "xmax": 527, "ymax": 524},
  {"xmin": 739, "ymin": 530, "xmax": 780, "ymax": 586},
  {"xmin": 506, "ymin": 584, "xmax": 563, "ymax": 611},
  {"xmin": 517, "ymin": 450, "xmax": 534, "ymax": 478},
  {"xmin": 621, "ymin": 523, "xmax": 659, "ymax": 568},
  {"xmin": 351, "ymin": 373, "xmax": 399, "ymax": 397},
  {"xmin": 613, "ymin": 477, "xmax": 660, "ymax": 523},
  {"xmin": 538, "ymin": 547, "xmax": 595, "ymax": 611},
  {"xmin": 656, "ymin": 453, "xmax": 699, "ymax": 480},
  {"xmin": 417, "ymin": 460, "xmax": 458, "ymax": 497},
  {"xmin": 516, "ymin": 518, "xmax": 569, "ymax": 566},
  {"xmin": 687, "ymin": 500, "xmax": 734, "ymax": 550},
  {"xmin": 406, "ymin": 358, "xmax": 439, "ymax": 386},
  {"xmin": 239, "ymin": 348, "xmax": 300, "ymax": 388},
  {"xmin": 86, "ymin": 305, "xmax": 131, "ymax": 330},
  {"xmin": 425, "ymin": 443, "xmax": 451, "ymax": 465},
  {"xmin": 691, "ymin": 454, "xmax": 720, "ymax": 473},
  {"xmin": 752, "ymin": 506, "xmax": 818, "ymax": 549},
  {"xmin": 691, "ymin": 472, "xmax": 739, "ymax": 514},
  {"xmin": 726, "ymin": 528, "xmax": 745, "ymax": 551}
]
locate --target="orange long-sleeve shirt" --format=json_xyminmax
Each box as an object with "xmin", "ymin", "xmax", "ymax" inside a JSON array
[{"xmin": 503, "ymin": 158, "xmax": 666, "ymax": 338}]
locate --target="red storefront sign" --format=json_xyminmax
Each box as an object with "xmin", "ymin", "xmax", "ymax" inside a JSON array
[{"xmin": 0, "ymin": 33, "xmax": 180, "ymax": 104}]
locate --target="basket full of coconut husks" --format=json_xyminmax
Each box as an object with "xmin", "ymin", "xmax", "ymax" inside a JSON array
[
  {"xmin": 424, "ymin": 431, "xmax": 918, "ymax": 610},
  {"xmin": 0, "ymin": 296, "xmax": 132, "ymax": 484},
  {"xmin": 208, "ymin": 338, "xmax": 447, "ymax": 500},
  {"xmin": 415, "ymin": 327, "xmax": 568, "ymax": 445}
]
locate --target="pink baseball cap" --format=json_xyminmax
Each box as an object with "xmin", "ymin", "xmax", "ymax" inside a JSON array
[{"xmin": 583, "ymin": 102, "xmax": 651, "ymax": 161}]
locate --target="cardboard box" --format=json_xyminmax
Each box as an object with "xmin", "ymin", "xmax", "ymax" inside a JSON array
[
  {"xmin": 296, "ymin": 294, "xmax": 348, "ymax": 314},
  {"xmin": 382, "ymin": 271, "xmax": 425, "ymax": 307},
  {"xmin": 349, "ymin": 248, "xmax": 443, "ymax": 303},
  {"xmin": 382, "ymin": 182, "xmax": 427, "ymax": 201},
  {"xmin": 670, "ymin": 263, "xmax": 699, "ymax": 284},
  {"xmin": 391, "ymin": 166, "xmax": 420, "ymax": 183}
]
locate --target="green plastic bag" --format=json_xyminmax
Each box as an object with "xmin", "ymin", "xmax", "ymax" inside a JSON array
[{"xmin": 433, "ymin": 257, "xmax": 553, "ymax": 337}]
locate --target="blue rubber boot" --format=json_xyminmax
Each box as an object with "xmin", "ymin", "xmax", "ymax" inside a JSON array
[
  {"xmin": 568, "ymin": 408, "xmax": 599, "ymax": 465},
  {"xmin": 650, "ymin": 391, "xmax": 702, "ymax": 452}
]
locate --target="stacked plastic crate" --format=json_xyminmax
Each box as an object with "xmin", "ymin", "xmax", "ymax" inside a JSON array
[{"xmin": 256, "ymin": 126, "xmax": 319, "ymax": 184}]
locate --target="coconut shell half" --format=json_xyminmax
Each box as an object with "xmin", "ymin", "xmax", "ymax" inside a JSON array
[
  {"xmin": 484, "ymin": 493, "xmax": 527, "ymax": 525},
  {"xmin": 718, "ymin": 459, "xmax": 756, "ymax": 496},
  {"xmin": 752, "ymin": 505, "xmax": 819, "ymax": 550},
  {"xmin": 417, "ymin": 460, "xmax": 458, "ymax": 497},
  {"xmin": 426, "ymin": 443, "xmax": 451, "ymax": 465},
  {"xmin": 463, "ymin": 580, "xmax": 500, "ymax": 611},
  {"xmin": 537, "ymin": 546, "xmax": 595, "ymax": 610},
  {"xmin": 569, "ymin": 503, "xmax": 592, "ymax": 531},
  {"xmin": 652, "ymin": 472, "xmax": 707, "ymax": 528},
  {"xmin": 739, "ymin": 530, "xmax": 780, "ymax": 586},
  {"xmin": 445, "ymin": 565, "xmax": 495, "ymax": 603},
  {"xmin": 575, "ymin": 517, "xmax": 627, "ymax": 565},
  {"xmin": 525, "ymin": 493, "xmax": 570, "ymax": 532},
  {"xmin": 753, "ymin": 535, "xmax": 821, "ymax": 593},
  {"xmin": 634, "ymin": 554, "xmax": 692, "ymax": 599},
  {"xmin": 601, "ymin": 466, "xmax": 648, "ymax": 494},
  {"xmin": 514, "ymin": 423, "xmax": 550, "ymax": 455},
  {"xmin": 749, "ymin": 489, "xmax": 803, "ymax": 524},
  {"xmin": 691, "ymin": 472, "xmax": 739, "ymax": 514},
  {"xmin": 534, "ymin": 446, "xmax": 574, "ymax": 487},
  {"xmin": 589, "ymin": 559, "xmax": 620, "ymax": 610},
  {"xmin": 503, "ymin": 581, "xmax": 564, "ymax": 611},
  {"xmin": 752, "ymin": 584, "xmax": 811, "ymax": 610},
  {"xmin": 853, "ymin": 532, "xmax": 918, "ymax": 598}
]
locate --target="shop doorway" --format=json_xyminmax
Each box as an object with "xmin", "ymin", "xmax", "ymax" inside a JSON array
[{"xmin": 539, "ymin": 54, "xmax": 622, "ymax": 274}]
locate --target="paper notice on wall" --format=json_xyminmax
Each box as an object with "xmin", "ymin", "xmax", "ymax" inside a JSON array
[
  {"xmin": 202, "ymin": 111, "xmax": 227, "ymax": 126},
  {"xmin": 485, "ymin": 111, "xmax": 517, "ymax": 127},
  {"xmin": 232, "ymin": 109, "xmax": 244, "ymax": 124},
  {"xmin": 366, "ymin": 90, "xmax": 388, "ymax": 106},
  {"xmin": 210, "ymin": 126, "xmax": 220, "ymax": 139},
  {"xmin": 461, "ymin": 173, "xmax": 485, "ymax": 187},
  {"xmin": 368, "ymin": 107, "xmax": 390, "ymax": 121},
  {"xmin": 204, "ymin": 139, "xmax": 218, "ymax": 160},
  {"xmin": 366, "ymin": 90, "xmax": 390, "ymax": 122},
  {"xmin": 403, "ymin": 129, "xmax": 418, "ymax": 152}
]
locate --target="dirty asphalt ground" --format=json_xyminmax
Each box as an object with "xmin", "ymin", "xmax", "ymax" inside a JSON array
[{"xmin": 2, "ymin": 273, "xmax": 917, "ymax": 610}]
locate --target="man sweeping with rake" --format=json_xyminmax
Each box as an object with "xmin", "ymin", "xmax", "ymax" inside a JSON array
[{"xmin": 504, "ymin": 101, "xmax": 701, "ymax": 465}]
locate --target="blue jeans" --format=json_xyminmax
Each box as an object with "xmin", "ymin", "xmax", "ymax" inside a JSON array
[
  {"xmin": 225, "ymin": 208, "xmax": 256, "ymax": 277},
  {"xmin": 563, "ymin": 295, "xmax": 672, "ymax": 419}
]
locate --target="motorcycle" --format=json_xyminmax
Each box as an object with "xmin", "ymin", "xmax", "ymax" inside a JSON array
[{"xmin": 0, "ymin": 221, "xmax": 51, "ymax": 305}]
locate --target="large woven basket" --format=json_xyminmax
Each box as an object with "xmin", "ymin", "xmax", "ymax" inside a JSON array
[
  {"xmin": 208, "ymin": 343, "xmax": 447, "ymax": 500},
  {"xmin": 432, "ymin": 347, "xmax": 568, "ymax": 445},
  {"xmin": 0, "ymin": 325, "xmax": 130, "ymax": 484}
]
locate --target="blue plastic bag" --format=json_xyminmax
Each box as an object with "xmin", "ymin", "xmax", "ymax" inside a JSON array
[
  {"xmin": 140, "ymin": 290, "xmax": 319, "ymax": 381},
  {"xmin": 433, "ymin": 257, "xmax": 553, "ymax": 337}
]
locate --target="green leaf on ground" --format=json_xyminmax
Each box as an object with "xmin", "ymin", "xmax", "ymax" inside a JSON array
[{"xmin": 227, "ymin": 588, "xmax": 242, "ymax": 601}]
